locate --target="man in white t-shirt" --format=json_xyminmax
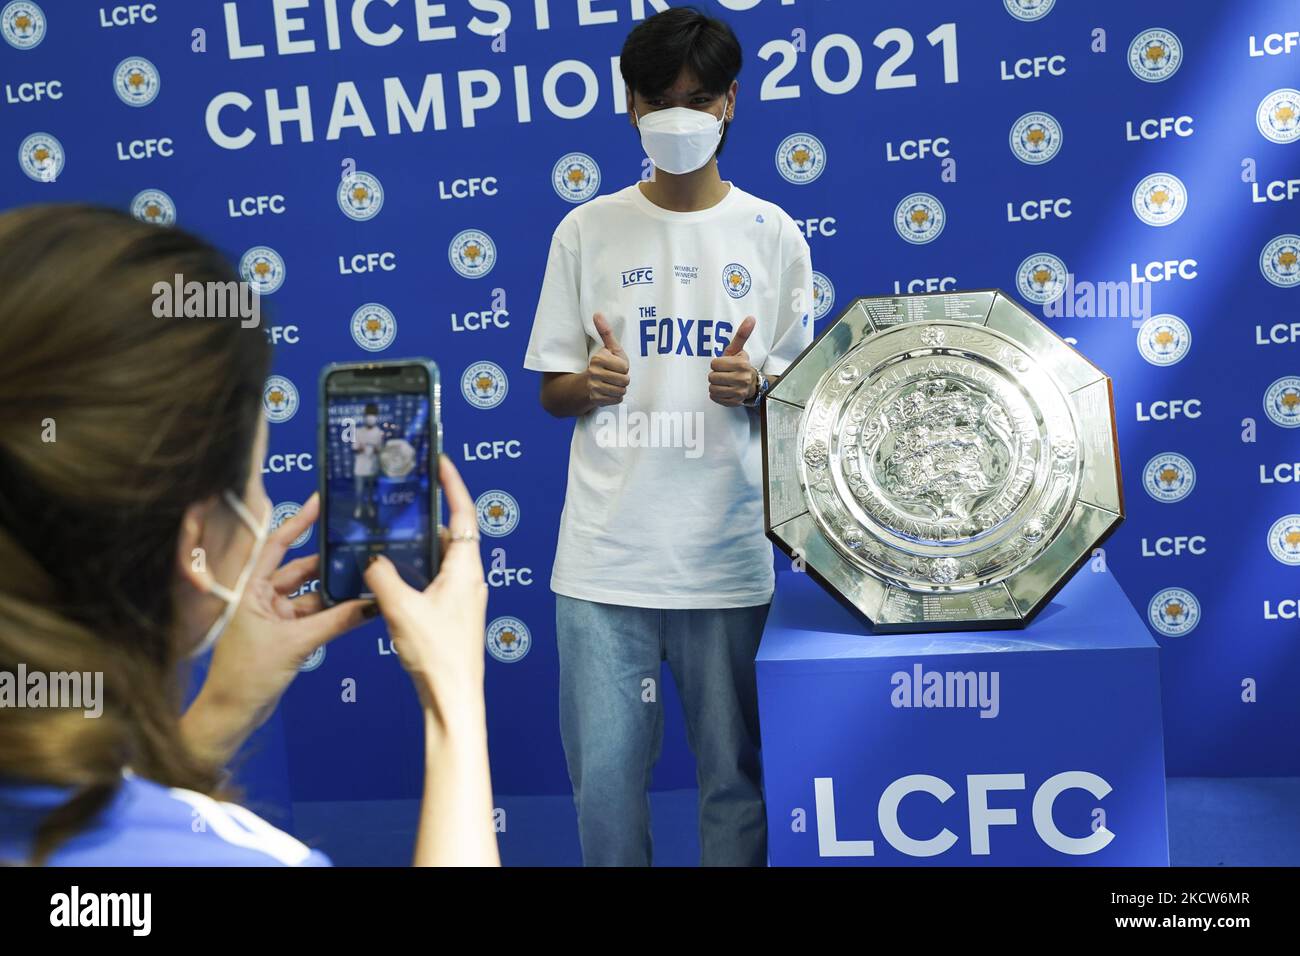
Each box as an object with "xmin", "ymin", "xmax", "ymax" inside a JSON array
[
  {"xmin": 525, "ymin": 8, "xmax": 813, "ymax": 866},
  {"xmin": 352, "ymin": 403, "xmax": 383, "ymax": 523}
]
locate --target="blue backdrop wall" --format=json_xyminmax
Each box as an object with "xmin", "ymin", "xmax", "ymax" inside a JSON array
[{"xmin": 2, "ymin": 0, "xmax": 1297, "ymax": 816}]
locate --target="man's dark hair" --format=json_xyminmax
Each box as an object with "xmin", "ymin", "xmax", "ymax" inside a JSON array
[{"xmin": 620, "ymin": 7, "xmax": 743, "ymax": 159}]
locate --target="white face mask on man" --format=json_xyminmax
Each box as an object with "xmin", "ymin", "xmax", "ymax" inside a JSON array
[
  {"xmin": 190, "ymin": 488, "xmax": 270, "ymax": 659},
  {"xmin": 634, "ymin": 105, "xmax": 726, "ymax": 175}
]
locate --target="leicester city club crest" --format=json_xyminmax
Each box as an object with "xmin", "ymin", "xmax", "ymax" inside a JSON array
[
  {"xmin": 552, "ymin": 152, "xmax": 601, "ymax": 204},
  {"xmin": 18, "ymin": 131, "xmax": 63, "ymax": 182},
  {"xmin": 1128, "ymin": 28, "xmax": 1183, "ymax": 83},
  {"xmin": 449, "ymin": 229, "xmax": 496, "ymax": 279},
  {"xmin": 486, "ymin": 616, "xmax": 531, "ymax": 663},
  {"xmin": 1259, "ymin": 235, "xmax": 1300, "ymax": 289},
  {"xmin": 1263, "ymin": 376, "xmax": 1300, "ymax": 429},
  {"xmin": 476, "ymin": 490, "xmax": 520, "ymax": 537},
  {"xmin": 894, "ymin": 193, "xmax": 945, "ymax": 244},
  {"xmin": 812, "ymin": 271, "xmax": 835, "ymax": 322},
  {"xmin": 299, "ymin": 646, "xmax": 326, "ymax": 673},
  {"xmin": 1131, "ymin": 172, "xmax": 1187, "ymax": 227},
  {"xmin": 350, "ymin": 303, "xmax": 397, "ymax": 352},
  {"xmin": 1016, "ymin": 253, "xmax": 1068, "ymax": 304},
  {"xmin": 113, "ymin": 56, "xmax": 160, "ymax": 107},
  {"xmin": 337, "ymin": 170, "xmax": 384, "ymax": 221},
  {"xmin": 130, "ymin": 189, "xmax": 176, "ymax": 225},
  {"xmin": 240, "ymin": 246, "xmax": 286, "ymax": 295},
  {"xmin": 1003, "ymin": 0, "xmax": 1054, "ymax": 22},
  {"xmin": 1256, "ymin": 89, "xmax": 1300, "ymax": 144},
  {"xmin": 1136, "ymin": 314, "xmax": 1191, "ymax": 366},
  {"xmin": 1268, "ymin": 515, "xmax": 1300, "ymax": 565},
  {"xmin": 272, "ymin": 502, "xmax": 312, "ymax": 549},
  {"xmin": 461, "ymin": 361, "xmax": 508, "ymax": 409},
  {"xmin": 1009, "ymin": 112, "xmax": 1063, "ymax": 165},
  {"xmin": 722, "ymin": 262, "xmax": 752, "ymax": 299},
  {"xmin": 775, "ymin": 133, "xmax": 826, "ymax": 185},
  {"xmin": 1148, "ymin": 588, "xmax": 1200, "ymax": 637},
  {"xmin": 1143, "ymin": 452, "xmax": 1195, "ymax": 503},
  {"xmin": 262, "ymin": 375, "xmax": 299, "ymax": 424},
  {"xmin": 2, "ymin": 1, "xmax": 45, "ymax": 49}
]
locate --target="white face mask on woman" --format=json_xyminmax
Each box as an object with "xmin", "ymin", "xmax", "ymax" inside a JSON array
[
  {"xmin": 634, "ymin": 106, "xmax": 726, "ymax": 175},
  {"xmin": 190, "ymin": 488, "xmax": 270, "ymax": 659}
]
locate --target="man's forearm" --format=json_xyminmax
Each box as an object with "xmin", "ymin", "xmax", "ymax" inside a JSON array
[{"xmin": 540, "ymin": 371, "xmax": 596, "ymax": 418}]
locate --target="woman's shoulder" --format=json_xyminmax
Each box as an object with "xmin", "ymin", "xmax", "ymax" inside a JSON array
[{"xmin": 0, "ymin": 774, "xmax": 331, "ymax": 867}]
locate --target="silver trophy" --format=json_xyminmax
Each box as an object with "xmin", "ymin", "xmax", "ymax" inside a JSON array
[{"xmin": 762, "ymin": 290, "xmax": 1123, "ymax": 632}]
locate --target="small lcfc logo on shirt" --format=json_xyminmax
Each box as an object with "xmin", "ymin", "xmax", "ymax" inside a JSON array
[
  {"xmin": 755, "ymin": 214, "xmax": 765, "ymax": 223},
  {"xmin": 722, "ymin": 262, "xmax": 752, "ymax": 299}
]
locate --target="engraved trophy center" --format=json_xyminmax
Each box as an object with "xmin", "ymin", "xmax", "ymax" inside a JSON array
[
  {"xmin": 804, "ymin": 330, "xmax": 1065, "ymax": 591},
  {"xmin": 854, "ymin": 370, "xmax": 1025, "ymax": 542}
]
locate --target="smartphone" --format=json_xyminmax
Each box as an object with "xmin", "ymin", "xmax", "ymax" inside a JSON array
[{"xmin": 318, "ymin": 359, "xmax": 441, "ymax": 605}]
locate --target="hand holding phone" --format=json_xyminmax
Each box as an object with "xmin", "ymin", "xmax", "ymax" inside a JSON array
[
  {"xmin": 363, "ymin": 454, "xmax": 488, "ymax": 711},
  {"xmin": 318, "ymin": 359, "xmax": 442, "ymax": 605}
]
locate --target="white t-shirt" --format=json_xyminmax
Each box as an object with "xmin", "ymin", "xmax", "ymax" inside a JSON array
[
  {"xmin": 353, "ymin": 423, "xmax": 383, "ymax": 477},
  {"xmin": 524, "ymin": 180, "xmax": 813, "ymax": 609}
]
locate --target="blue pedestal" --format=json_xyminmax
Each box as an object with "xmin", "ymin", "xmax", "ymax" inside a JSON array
[{"xmin": 757, "ymin": 567, "xmax": 1170, "ymax": 865}]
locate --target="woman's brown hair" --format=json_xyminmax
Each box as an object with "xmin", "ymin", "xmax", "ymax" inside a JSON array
[{"xmin": 0, "ymin": 204, "xmax": 271, "ymax": 862}]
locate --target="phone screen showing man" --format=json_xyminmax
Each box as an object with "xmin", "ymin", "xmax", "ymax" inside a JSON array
[{"xmin": 323, "ymin": 380, "xmax": 434, "ymax": 600}]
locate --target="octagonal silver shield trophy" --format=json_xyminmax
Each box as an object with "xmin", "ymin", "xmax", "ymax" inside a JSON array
[{"xmin": 762, "ymin": 289, "xmax": 1123, "ymax": 632}]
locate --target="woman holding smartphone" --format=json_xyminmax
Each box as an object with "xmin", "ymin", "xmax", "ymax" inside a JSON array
[{"xmin": 0, "ymin": 204, "xmax": 498, "ymax": 867}]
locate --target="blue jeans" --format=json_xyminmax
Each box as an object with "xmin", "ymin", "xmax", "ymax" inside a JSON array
[{"xmin": 555, "ymin": 594, "xmax": 770, "ymax": 866}]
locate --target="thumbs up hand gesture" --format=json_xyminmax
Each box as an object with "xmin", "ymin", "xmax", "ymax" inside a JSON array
[
  {"xmin": 709, "ymin": 316, "xmax": 759, "ymax": 407},
  {"xmin": 586, "ymin": 312, "xmax": 630, "ymax": 407}
]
